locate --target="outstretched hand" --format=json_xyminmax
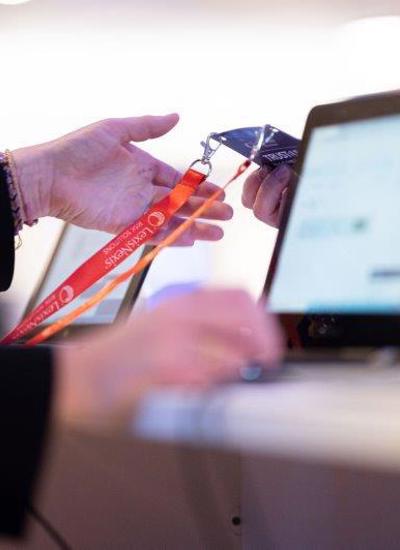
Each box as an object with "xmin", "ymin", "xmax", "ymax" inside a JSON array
[{"xmin": 13, "ymin": 114, "xmax": 233, "ymax": 245}]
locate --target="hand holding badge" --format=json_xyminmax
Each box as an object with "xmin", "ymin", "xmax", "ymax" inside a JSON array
[{"xmin": 2, "ymin": 124, "xmax": 299, "ymax": 345}]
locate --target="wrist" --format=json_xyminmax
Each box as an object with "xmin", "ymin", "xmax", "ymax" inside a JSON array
[
  {"xmin": 53, "ymin": 345, "xmax": 93, "ymax": 431},
  {"xmin": 54, "ymin": 342, "xmax": 127, "ymax": 433},
  {"xmin": 11, "ymin": 144, "xmax": 54, "ymax": 222},
  {"xmin": 54, "ymin": 332, "xmax": 149, "ymax": 433}
]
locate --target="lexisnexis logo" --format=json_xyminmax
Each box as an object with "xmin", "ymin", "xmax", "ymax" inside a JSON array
[
  {"xmin": 148, "ymin": 211, "xmax": 166, "ymax": 228},
  {"xmin": 59, "ymin": 285, "xmax": 74, "ymax": 305}
]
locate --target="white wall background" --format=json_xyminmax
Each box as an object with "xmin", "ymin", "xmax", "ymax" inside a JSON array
[{"xmin": 1, "ymin": 1, "xmax": 400, "ymax": 325}]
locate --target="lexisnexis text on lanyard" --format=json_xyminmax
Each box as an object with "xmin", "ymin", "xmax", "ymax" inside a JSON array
[{"xmin": 1, "ymin": 126, "xmax": 274, "ymax": 346}]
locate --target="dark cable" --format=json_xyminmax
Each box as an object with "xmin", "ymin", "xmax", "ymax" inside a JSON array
[{"xmin": 27, "ymin": 504, "xmax": 72, "ymax": 550}]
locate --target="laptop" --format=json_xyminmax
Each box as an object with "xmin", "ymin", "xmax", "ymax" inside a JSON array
[
  {"xmin": 263, "ymin": 92, "xmax": 400, "ymax": 362},
  {"xmin": 24, "ymin": 223, "xmax": 210, "ymax": 343},
  {"xmin": 24, "ymin": 224, "xmax": 151, "ymax": 342}
]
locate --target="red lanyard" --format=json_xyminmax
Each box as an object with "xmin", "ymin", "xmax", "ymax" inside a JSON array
[
  {"xmin": 1, "ymin": 167, "xmax": 207, "ymax": 345},
  {"xmin": 22, "ymin": 159, "xmax": 251, "ymax": 346},
  {"xmin": 2, "ymin": 125, "xmax": 267, "ymax": 346}
]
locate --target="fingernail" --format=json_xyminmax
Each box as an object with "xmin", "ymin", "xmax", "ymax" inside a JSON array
[
  {"xmin": 224, "ymin": 205, "xmax": 234, "ymax": 220},
  {"xmin": 212, "ymin": 227, "xmax": 224, "ymax": 240},
  {"xmin": 274, "ymin": 164, "xmax": 291, "ymax": 183}
]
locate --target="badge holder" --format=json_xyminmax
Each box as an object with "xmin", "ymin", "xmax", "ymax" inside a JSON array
[{"xmin": 212, "ymin": 125, "xmax": 300, "ymax": 169}]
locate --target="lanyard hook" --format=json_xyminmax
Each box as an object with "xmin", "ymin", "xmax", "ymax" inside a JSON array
[
  {"xmin": 200, "ymin": 133, "xmax": 222, "ymax": 165},
  {"xmin": 195, "ymin": 125, "xmax": 279, "ymax": 177}
]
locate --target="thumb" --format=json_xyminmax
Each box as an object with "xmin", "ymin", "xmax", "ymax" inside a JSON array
[{"xmin": 110, "ymin": 113, "xmax": 179, "ymax": 143}]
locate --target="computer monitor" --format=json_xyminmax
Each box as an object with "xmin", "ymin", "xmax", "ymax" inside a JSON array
[{"xmin": 264, "ymin": 93, "xmax": 400, "ymax": 348}]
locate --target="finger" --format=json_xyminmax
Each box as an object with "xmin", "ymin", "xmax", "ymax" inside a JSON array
[
  {"xmin": 150, "ymin": 217, "xmax": 224, "ymax": 246},
  {"xmin": 171, "ymin": 289, "xmax": 284, "ymax": 364},
  {"xmin": 277, "ymin": 186, "xmax": 289, "ymax": 226},
  {"xmin": 106, "ymin": 114, "xmax": 179, "ymax": 143},
  {"xmin": 125, "ymin": 148, "xmax": 181, "ymax": 188},
  {"xmin": 242, "ymin": 167, "xmax": 271, "ymax": 208},
  {"xmin": 257, "ymin": 188, "xmax": 287, "ymax": 229},
  {"xmin": 153, "ymin": 159, "xmax": 181, "ymax": 188},
  {"xmin": 253, "ymin": 165, "xmax": 292, "ymax": 227},
  {"xmin": 195, "ymin": 181, "xmax": 226, "ymax": 201},
  {"xmin": 153, "ymin": 335, "xmax": 254, "ymax": 385},
  {"xmin": 151, "ymin": 160, "xmax": 227, "ymax": 206},
  {"xmin": 200, "ymin": 302, "xmax": 282, "ymax": 364},
  {"xmin": 154, "ymin": 167, "xmax": 226, "ymax": 204},
  {"xmin": 156, "ymin": 362, "xmax": 234, "ymax": 388},
  {"xmin": 151, "ymin": 186, "xmax": 232, "ymax": 221},
  {"xmin": 177, "ymin": 196, "xmax": 233, "ymax": 221}
]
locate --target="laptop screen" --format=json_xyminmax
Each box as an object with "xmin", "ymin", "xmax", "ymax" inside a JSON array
[
  {"xmin": 34, "ymin": 225, "xmax": 145, "ymax": 325},
  {"xmin": 269, "ymin": 113, "xmax": 400, "ymax": 314}
]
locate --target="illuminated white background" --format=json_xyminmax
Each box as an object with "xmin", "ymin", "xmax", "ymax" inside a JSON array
[{"xmin": 1, "ymin": 0, "xmax": 400, "ymax": 325}]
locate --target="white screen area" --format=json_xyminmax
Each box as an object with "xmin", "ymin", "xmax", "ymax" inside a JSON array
[
  {"xmin": 35, "ymin": 225, "xmax": 144, "ymax": 325},
  {"xmin": 269, "ymin": 113, "xmax": 400, "ymax": 314},
  {"xmin": 132, "ymin": 243, "xmax": 211, "ymax": 314}
]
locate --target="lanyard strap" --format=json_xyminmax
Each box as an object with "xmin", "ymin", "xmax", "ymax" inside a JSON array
[
  {"xmin": 25, "ymin": 159, "xmax": 251, "ymax": 346},
  {"xmin": 1, "ymin": 167, "xmax": 207, "ymax": 345}
]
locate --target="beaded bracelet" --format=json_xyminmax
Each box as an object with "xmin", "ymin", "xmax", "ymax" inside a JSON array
[{"xmin": 0, "ymin": 150, "xmax": 38, "ymax": 248}]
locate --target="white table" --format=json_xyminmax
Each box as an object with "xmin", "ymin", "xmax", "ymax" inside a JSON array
[
  {"xmin": 137, "ymin": 364, "xmax": 400, "ymax": 473},
  {"xmin": 4, "ymin": 364, "xmax": 400, "ymax": 549},
  {"xmin": 135, "ymin": 364, "xmax": 400, "ymax": 549}
]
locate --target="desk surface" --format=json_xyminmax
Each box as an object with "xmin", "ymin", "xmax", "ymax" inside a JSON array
[{"xmin": 136, "ymin": 364, "xmax": 400, "ymax": 473}]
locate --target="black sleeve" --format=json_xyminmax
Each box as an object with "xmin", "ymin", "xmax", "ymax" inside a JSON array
[
  {"xmin": 0, "ymin": 346, "xmax": 54, "ymax": 536},
  {"xmin": 0, "ymin": 163, "xmax": 54, "ymax": 536},
  {"xmin": 0, "ymin": 163, "xmax": 15, "ymax": 291}
]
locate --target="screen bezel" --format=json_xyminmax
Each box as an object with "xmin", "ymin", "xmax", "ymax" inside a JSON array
[
  {"xmin": 23, "ymin": 224, "xmax": 152, "ymax": 342},
  {"xmin": 263, "ymin": 92, "xmax": 400, "ymax": 349}
]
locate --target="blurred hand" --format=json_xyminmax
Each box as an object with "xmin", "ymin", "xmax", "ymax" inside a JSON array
[
  {"xmin": 242, "ymin": 164, "xmax": 294, "ymax": 228},
  {"xmin": 55, "ymin": 288, "xmax": 283, "ymax": 431},
  {"xmin": 12, "ymin": 114, "xmax": 233, "ymax": 245}
]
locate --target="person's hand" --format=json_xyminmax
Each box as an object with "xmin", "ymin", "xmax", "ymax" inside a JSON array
[
  {"xmin": 242, "ymin": 164, "xmax": 294, "ymax": 228},
  {"xmin": 12, "ymin": 114, "xmax": 233, "ymax": 245},
  {"xmin": 55, "ymin": 288, "xmax": 283, "ymax": 431}
]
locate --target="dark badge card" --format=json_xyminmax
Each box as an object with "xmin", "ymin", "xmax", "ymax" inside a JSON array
[{"xmin": 215, "ymin": 125, "xmax": 300, "ymax": 169}]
